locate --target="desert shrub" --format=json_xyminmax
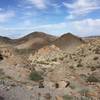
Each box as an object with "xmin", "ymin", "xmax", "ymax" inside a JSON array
[
  {"xmin": 29, "ymin": 71, "xmax": 43, "ymax": 81},
  {"xmin": 79, "ymin": 89, "xmax": 89, "ymax": 97},
  {"xmin": 94, "ymin": 48, "xmax": 100, "ymax": 54},
  {"xmin": 77, "ymin": 63, "xmax": 83, "ymax": 67},
  {"xmin": 15, "ymin": 48, "xmax": 33, "ymax": 55},
  {"xmin": 69, "ymin": 66, "xmax": 74, "ymax": 69},
  {"xmin": 37, "ymin": 61, "xmax": 49, "ymax": 65},
  {"xmin": 76, "ymin": 59, "xmax": 83, "ymax": 67},
  {"xmin": 79, "ymin": 89, "xmax": 93, "ymax": 100},
  {"xmin": 90, "ymin": 67, "xmax": 96, "ymax": 71},
  {"xmin": 59, "ymin": 57, "xmax": 64, "ymax": 60},
  {"xmin": 96, "ymin": 65, "xmax": 100, "ymax": 68},
  {"xmin": 80, "ymin": 74, "xmax": 87, "ymax": 81},
  {"xmin": 93, "ymin": 56, "xmax": 99, "ymax": 60},
  {"xmin": 87, "ymin": 75, "xmax": 99, "ymax": 82},
  {"xmin": 74, "ymin": 59, "xmax": 77, "ymax": 61},
  {"xmin": 63, "ymin": 93, "xmax": 93, "ymax": 100},
  {"xmin": 80, "ymin": 96, "xmax": 93, "ymax": 100},
  {"xmin": 69, "ymin": 83, "xmax": 76, "ymax": 89},
  {"xmin": 51, "ymin": 58, "xmax": 57, "ymax": 62},
  {"xmin": 63, "ymin": 95, "xmax": 73, "ymax": 100}
]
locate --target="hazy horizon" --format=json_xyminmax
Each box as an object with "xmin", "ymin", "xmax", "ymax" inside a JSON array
[{"xmin": 0, "ymin": 0, "xmax": 100, "ymax": 38}]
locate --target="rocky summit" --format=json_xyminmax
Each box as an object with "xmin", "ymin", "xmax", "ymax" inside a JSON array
[{"xmin": 0, "ymin": 32, "xmax": 100, "ymax": 100}]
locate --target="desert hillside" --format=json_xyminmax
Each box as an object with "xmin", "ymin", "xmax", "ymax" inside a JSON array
[
  {"xmin": 14, "ymin": 32, "xmax": 57, "ymax": 50},
  {"xmin": 52, "ymin": 33, "xmax": 85, "ymax": 49},
  {"xmin": 0, "ymin": 32, "xmax": 100, "ymax": 100}
]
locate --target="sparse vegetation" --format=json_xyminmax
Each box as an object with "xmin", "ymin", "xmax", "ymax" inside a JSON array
[
  {"xmin": 77, "ymin": 63, "xmax": 83, "ymax": 67},
  {"xmin": 69, "ymin": 66, "xmax": 74, "ymax": 69},
  {"xmin": 79, "ymin": 89, "xmax": 94, "ymax": 100},
  {"xmin": 80, "ymin": 74, "xmax": 87, "ymax": 81},
  {"xmin": 51, "ymin": 58, "xmax": 57, "ymax": 62},
  {"xmin": 15, "ymin": 48, "xmax": 34, "ymax": 55},
  {"xmin": 59, "ymin": 57, "xmax": 64, "ymax": 60},
  {"xmin": 93, "ymin": 56, "xmax": 99, "ymax": 60},
  {"xmin": 87, "ymin": 75, "xmax": 99, "ymax": 82},
  {"xmin": 69, "ymin": 83, "xmax": 76, "ymax": 89},
  {"xmin": 90, "ymin": 67, "xmax": 96, "ymax": 71},
  {"xmin": 63, "ymin": 95, "xmax": 73, "ymax": 100},
  {"xmin": 29, "ymin": 71, "xmax": 43, "ymax": 81},
  {"xmin": 79, "ymin": 89, "xmax": 89, "ymax": 97},
  {"xmin": 94, "ymin": 48, "xmax": 100, "ymax": 54},
  {"xmin": 0, "ymin": 32, "xmax": 100, "ymax": 99},
  {"xmin": 36, "ymin": 61, "xmax": 49, "ymax": 65}
]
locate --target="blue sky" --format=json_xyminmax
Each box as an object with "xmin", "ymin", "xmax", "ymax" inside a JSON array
[{"xmin": 0, "ymin": 0, "xmax": 100, "ymax": 38}]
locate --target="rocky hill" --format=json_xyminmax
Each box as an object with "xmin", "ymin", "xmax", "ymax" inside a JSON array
[
  {"xmin": 14, "ymin": 32, "xmax": 57, "ymax": 50},
  {"xmin": 0, "ymin": 32, "xmax": 100, "ymax": 100},
  {"xmin": 52, "ymin": 33, "xmax": 85, "ymax": 49},
  {"xmin": 0, "ymin": 32, "xmax": 57, "ymax": 50},
  {"xmin": 0, "ymin": 36, "xmax": 13, "ymax": 45}
]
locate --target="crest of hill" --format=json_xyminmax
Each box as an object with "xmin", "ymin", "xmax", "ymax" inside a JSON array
[
  {"xmin": 15, "ymin": 32, "xmax": 56, "ymax": 43},
  {"xmin": 52, "ymin": 33, "xmax": 85, "ymax": 49},
  {"xmin": 0, "ymin": 32, "xmax": 85, "ymax": 50},
  {"xmin": 14, "ymin": 32, "xmax": 57, "ymax": 50},
  {"xmin": 0, "ymin": 36, "xmax": 13, "ymax": 45}
]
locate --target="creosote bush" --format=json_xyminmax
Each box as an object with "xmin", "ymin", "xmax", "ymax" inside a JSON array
[
  {"xmin": 93, "ymin": 56, "xmax": 99, "ymax": 60},
  {"xmin": 90, "ymin": 67, "xmax": 96, "ymax": 71},
  {"xmin": 29, "ymin": 71, "xmax": 43, "ymax": 81},
  {"xmin": 87, "ymin": 75, "xmax": 99, "ymax": 82},
  {"xmin": 51, "ymin": 58, "xmax": 57, "ymax": 62},
  {"xmin": 37, "ymin": 61, "xmax": 49, "ymax": 65}
]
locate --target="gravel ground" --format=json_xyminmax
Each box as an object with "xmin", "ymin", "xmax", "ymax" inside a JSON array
[{"xmin": 0, "ymin": 84, "xmax": 69, "ymax": 100}]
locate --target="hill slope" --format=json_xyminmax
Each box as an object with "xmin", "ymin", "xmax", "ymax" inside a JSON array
[
  {"xmin": 0, "ymin": 32, "xmax": 57, "ymax": 50},
  {"xmin": 52, "ymin": 33, "xmax": 85, "ymax": 49},
  {"xmin": 14, "ymin": 32, "xmax": 57, "ymax": 50},
  {"xmin": 0, "ymin": 36, "xmax": 13, "ymax": 46}
]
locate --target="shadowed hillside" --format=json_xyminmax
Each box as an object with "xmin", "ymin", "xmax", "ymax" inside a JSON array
[
  {"xmin": 14, "ymin": 32, "xmax": 57, "ymax": 50},
  {"xmin": 0, "ymin": 36, "xmax": 13, "ymax": 45},
  {"xmin": 52, "ymin": 33, "xmax": 85, "ymax": 49}
]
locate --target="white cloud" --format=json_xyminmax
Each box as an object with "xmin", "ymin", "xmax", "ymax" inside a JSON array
[
  {"xmin": 71, "ymin": 18, "xmax": 100, "ymax": 36},
  {"xmin": 63, "ymin": 0, "xmax": 100, "ymax": 19},
  {"xmin": 0, "ymin": 18, "xmax": 100, "ymax": 38},
  {"xmin": 0, "ymin": 10, "xmax": 15, "ymax": 23},
  {"xmin": 26, "ymin": 0, "xmax": 46, "ymax": 9}
]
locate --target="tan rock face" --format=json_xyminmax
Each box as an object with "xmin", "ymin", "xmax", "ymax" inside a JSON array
[
  {"xmin": 55, "ymin": 96, "xmax": 63, "ymax": 100},
  {"xmin": 57, "ymin": 81, "xmax": 70, "ymax": 88}
]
